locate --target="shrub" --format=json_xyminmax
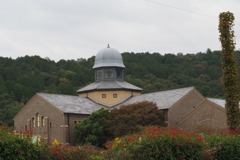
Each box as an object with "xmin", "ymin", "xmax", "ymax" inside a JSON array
[
  {"xmin": 74, "ymin": 108, "xmax": 110, "ymax": 147},
  {"xmin": 0, "ymin": 124, "xmax": 41, "ymax": 160},
  {"xmin": 105, "ymin": 101, "xmax": 165, "ymax": 139},
  {"xmin": 206, "ymin": 131, "xmax": 240, "ymax": 160},
  {"xmin": 104, "ymin": 126, "xmax": 205, "ymax": 160},
  {"xmin": 41, "ymin": 144, "xmax": 103, "ymax": 160},
  {"xmin": 0, "ymin": 123, "xmax": 104, "ymax": 160}
]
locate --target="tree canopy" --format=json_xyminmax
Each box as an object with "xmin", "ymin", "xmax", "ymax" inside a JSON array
[
  {"xmin": 104, "ymin": 101, "xmax": 165, "ymax": 138},
  {"xmin": 74, "ymin": 108, "xmax": 110, "ymax": 147},
  {"xmin": 74, "ymin": 101, "xmax": 165, "ymax": 146},
  {"xmin": 1, "ymin": 50, "xmax": 240, "ymax": 126}
]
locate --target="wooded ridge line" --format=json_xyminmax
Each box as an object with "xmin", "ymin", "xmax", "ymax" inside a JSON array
[{"xmin": 1, "ymin": 50, "xmax": 240, "ymax": 126}]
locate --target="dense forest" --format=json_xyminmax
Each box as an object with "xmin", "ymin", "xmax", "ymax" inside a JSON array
[{"xmin": 1, "ymin": 49, "xmax": 240, "ymax": 126}]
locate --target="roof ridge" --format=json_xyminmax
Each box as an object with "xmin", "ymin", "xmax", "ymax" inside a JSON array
[
  {"xmin": 207, "ymin": 97, "xmax": 224, "ymax": 100},
  {"xmin": 113, "ymin": 80, "xmax": 124, "ymax": 88},
  {"xmin": 37, "ymin": 92, "xmax": 79, "ymax": 98},
  {"xmin": 140, "ymin": 87, "xmax": 194, "ymax": 96},
  {"xmin": 114, "ymin": 80, "xmax": 143, "ymax": 91}
]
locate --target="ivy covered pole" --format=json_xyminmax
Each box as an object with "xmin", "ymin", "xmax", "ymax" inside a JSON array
[{"xmin": 219, "ymin": 11, "xmax": 240, "ymax": 130}]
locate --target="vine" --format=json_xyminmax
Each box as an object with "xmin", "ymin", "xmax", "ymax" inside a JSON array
[{"xmin": 219, "ymin": 11, "xmax": 240, "ymax": 129}]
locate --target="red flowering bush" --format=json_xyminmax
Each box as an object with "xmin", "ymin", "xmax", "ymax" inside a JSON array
[
  {"xmin": 2, "ymin": 122, "xmax": 240, "ymax": 160},
  {"xmin": 0, "ymin": 123, "xmax": 41, "ymax": 160},
  {"xmin": 104, "ymin": 126, "xmax": 205, "ymax": 160},
  {"xmin": 41, "ymin": 144, "xmax": 103, "ymax": 160},
  {"xmin": 104, "ymin": 126, "xmax": 240, "ymax": 160},
  {"xmin": 0, "ymin": 122, "xmax": 104, "ymax": 160},
  {"xmin": 105, "ymin": 101, "xmax": 165, "ymax": 139}
]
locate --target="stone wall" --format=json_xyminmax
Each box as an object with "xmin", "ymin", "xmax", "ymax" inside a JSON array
[
  {"xmin": 168, "ymin": 89, "xmax": 205, "ymax": 127},
  {"xmin": 178, "ymin": 100, "xmax": 228, "ymax": 132},
  {"xmin": 14, "ymin": 95, "xmax": 65, "ymax": 144}
]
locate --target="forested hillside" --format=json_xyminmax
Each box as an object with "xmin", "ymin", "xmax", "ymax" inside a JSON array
[{"xmin": 1, "ymin": 49, "xmax": 239, "ymax": 126}]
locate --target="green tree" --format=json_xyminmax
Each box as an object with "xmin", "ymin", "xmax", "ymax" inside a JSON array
[
  {"xmin": 104, "ymin": 101, "xmax": 165, "ymax": 138},
  {"xmin": 74, "ymin": 108, "xmax": 110, "ymax": 147},
  {"xmin": 219, "ymin": 11, "xmax": 240, "ymax": 129},
  {"xmin": 0, "ymin": 94, "xmax": 24, "ymax": 126},
  {"xmin": 0, "ymin": 50, "xmax": 234, "ymax": 127}
]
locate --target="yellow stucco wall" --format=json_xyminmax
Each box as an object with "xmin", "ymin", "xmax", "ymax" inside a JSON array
[
  {"xmin": 79, "ymin": 90, "xmax": 141, "ymax": 107},
  {"xmin": 79, "ymin": 93, "xmax": 87, "ymax": 97}
]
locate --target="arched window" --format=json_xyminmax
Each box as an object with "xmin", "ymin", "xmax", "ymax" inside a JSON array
[
  {"xmin": 32, "ymin": 117, "xmax": 35, "ymax": 128},
  {"xmin": 41, "ymin": 116, "xmax": 45, "ymax": 127},
  {"xmin": 36, "ymin": 113, "xmax": 40, "ymax": 127}
]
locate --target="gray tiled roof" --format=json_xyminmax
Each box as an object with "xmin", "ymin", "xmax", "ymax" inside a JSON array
[
  {"xmin": 118, "ymin": 87, "xmax": 194, "ymax": 109},
  {"xmin": 207, "ymin": 98, "xmax": 225, "ymax": 108},
  {"xmin": 37, "ymin": 87, "xmax": 194, "ymax": 114},
  {"xmin": 76, "ymin": 80, "xmax": 143, "ymax": 93},
  {"xmin": 37, "ymin": 93, "xmax": 105, "ymax": 114}
]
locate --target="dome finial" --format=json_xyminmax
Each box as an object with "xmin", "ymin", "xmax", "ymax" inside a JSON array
[{"xmin": 107, "ymin": 44, "xmax": 110, "ymax": 48}]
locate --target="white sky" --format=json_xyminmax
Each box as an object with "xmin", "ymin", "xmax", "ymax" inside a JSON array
[{"xmin": 0, "ymin": 0, "xmax": 240, "ymax": 61}]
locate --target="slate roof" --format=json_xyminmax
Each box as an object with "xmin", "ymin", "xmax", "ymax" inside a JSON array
[
  {"xmin": 207, "ymin": 98, "xmax": 225, "ymax": 108},
  {"xmin": 116, "ymin": 87, "xmax": 195, "ymax": 109},
  {"xmin": 76, "ymin": 80, "xmax": 143, "ymax": 93},
  {"xmin": 37, "ymin": 93, "xmax": 105, "ymax": 114},
  {"xmin": 37, "ymin": 87, "xmax": 195, "ymax": 114}
]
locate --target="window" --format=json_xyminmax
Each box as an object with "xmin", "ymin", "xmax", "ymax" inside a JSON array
[
  {"xmin": 102, "ymin": 94, "xmax": 106, "ymax": 98},
  {"xmin": 104, "ymin": 69, "xmax": 113, "ymax": 79},
  {"xmin": 49, "ymin": 122, "xmax": 52, "ymax": 128},
  {"xmin": 36, "ymin": 113, "xmax": 40, "ymax": 127},
  {"xmin": 32, "ymin": 117, "xmax": 35, "ymax": 128},
  {"xmin": 113, "ymin": 94, "xmax": 117, "ymax": 98},
  {"xmin": 25, "ymin": 125, "xmax": 27, "ymax": 131},
  {"xmin": 116, "ymin": 68, "xmax": 122, "ymax": 79},
  {"xmin": 41, "ymin": 116, "xmax": 45, "ymax": 127},
  {"xmin": 96, "ymin": 70, "xmax": 102, "ymax": 80},
  {"xmin": 74, "ymin": 121, "xmax": 81, "ymax": 125}
]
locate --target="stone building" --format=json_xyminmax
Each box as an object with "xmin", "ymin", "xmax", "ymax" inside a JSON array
[{"xmin": 14, "ymin": 46, "xmax": 228, "ymax": 145}]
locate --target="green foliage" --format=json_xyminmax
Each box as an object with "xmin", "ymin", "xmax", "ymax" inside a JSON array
[
  {"xmin": 74, "ymin": 102, "xmax": 165, "ymax": 147},
  {"xmin": 0, "ymin": 94, "xmax": 24, "ymax": 126},
  {"xmin": 214, "ymin": 136, "xmax": 240, "ymax": 160},
  {"xmin": 40, "ymin": 144, "xmax": 103, "ymax": 160},
  {"xmin": 104, "ymin": 101, "xmax": 165, "ymax": 139},
  {"xmin": 122, "ymin": 51, "xmax": 225, "ymax": 96},
  {"xmin": 0, "ymin": 124, "xmax": 41, "ymax": 160},
  {"xmin": 3, "ymin": 122, "xmax": 240, "ymax": 160},
  {"xmin": 0, "ymin": 123, "xmax": 104, "ymax": 160},
  {"xmin": 3, "ymin": 50, "xmax": 240, "ymax": 126},
  {"xmin": 104, "ymin": 127, "xmax": 240, "ymax": 160},
  {"xmin": 206, "ymin": 131, "xmax": 240, "ymax": 160},
  {"xmin": 219, "ymin": 12, "xmax": 240, "ymax": 129},
  {"xmin": 74, "ymin": 108, "xmax": 110, "ymax": 147},
  {"xmin": 104, "ymin": 126, "xmax": 205, "ymax": 160}
]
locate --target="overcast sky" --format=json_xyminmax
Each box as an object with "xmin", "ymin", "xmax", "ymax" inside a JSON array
[{"xmin": 1, "ymin": 0, "xmax": 240, "ymax": 61}]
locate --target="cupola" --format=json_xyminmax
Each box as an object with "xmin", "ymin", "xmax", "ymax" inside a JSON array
[
  {"xmin": 77, "ymin": 45, "xmax": 142, "ymax": 107},
  {"xmin": 93, "ymin": 44, "xmax": 125, "ymax": 69},
  {"xmin": 93, "ymin": 45, "xmax": 125, "ymax": 81}
]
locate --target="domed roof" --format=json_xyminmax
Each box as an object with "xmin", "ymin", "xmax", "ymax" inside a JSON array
[{"xmin": 93, "ymin": 45, "xmax": 125, "ymax": 69}]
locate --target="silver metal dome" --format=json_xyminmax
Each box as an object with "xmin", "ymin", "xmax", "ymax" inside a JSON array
[{"xmin": 93, "ymin": 46, "xmax": 125, "ymax": 69}]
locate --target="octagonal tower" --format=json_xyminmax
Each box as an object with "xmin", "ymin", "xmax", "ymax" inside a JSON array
[
  {"xmin": 93, "ymin": 44, "xmax": 125, "ymax": 82},
  {"xmin": 77, "ymin": 45, "xmax": 142, "ymax": 107}
]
